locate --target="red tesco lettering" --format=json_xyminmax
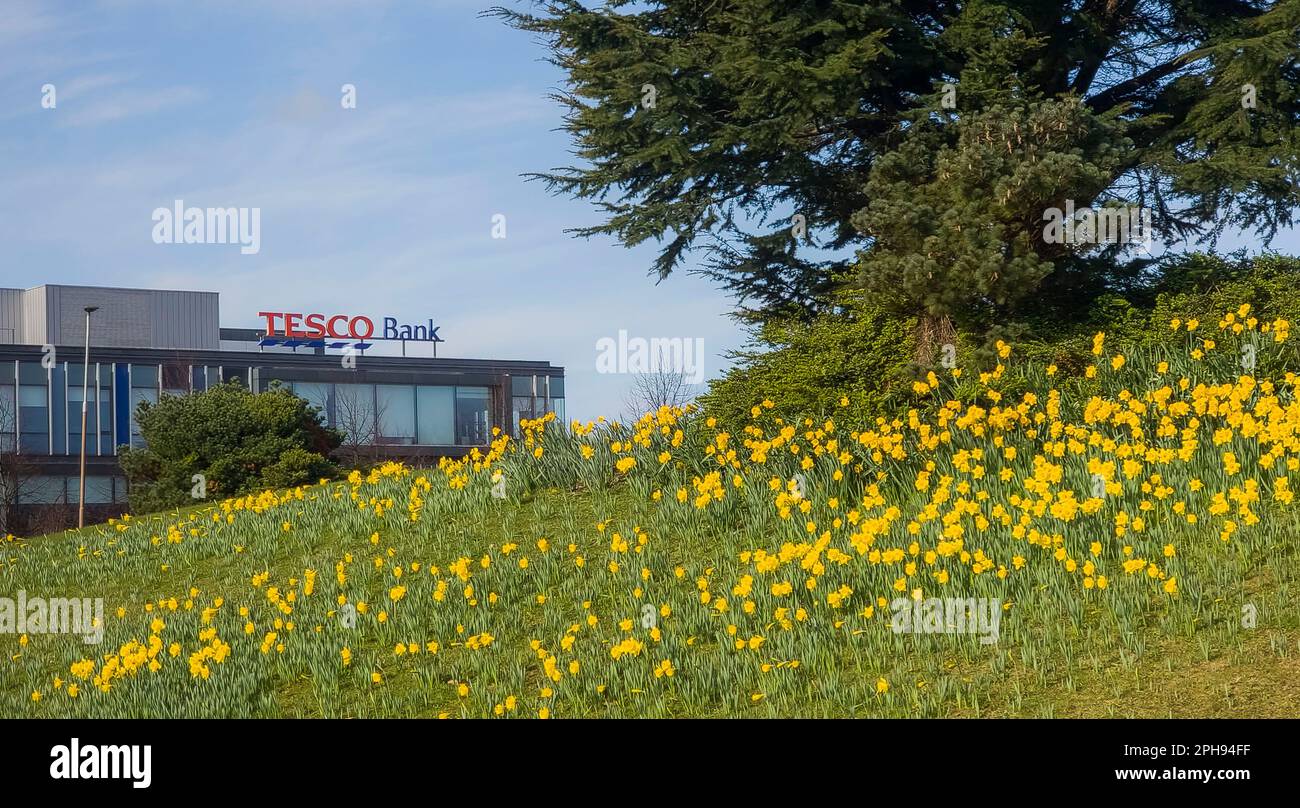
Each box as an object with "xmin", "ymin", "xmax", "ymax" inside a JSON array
[{"xmin": 258, "ymin": 312, "xmax": 375, "ymax": 340}]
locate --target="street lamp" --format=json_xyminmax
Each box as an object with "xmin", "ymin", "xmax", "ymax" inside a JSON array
[{"xmin": 77, "ymin": 306, "xmax": 98, "ymax": 529}]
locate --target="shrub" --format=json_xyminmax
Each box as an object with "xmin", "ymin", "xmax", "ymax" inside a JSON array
[
  {"xmin": 703, "ymin": 294, "xmax": 917, "ymax": 428},
  {"xmin": 119, "ymin": 381, "xmax": 341, "ymax": 513}
]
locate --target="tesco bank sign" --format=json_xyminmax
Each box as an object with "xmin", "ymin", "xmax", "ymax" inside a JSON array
[{"xmin": 256, "ymin": 311, "xmax": 444, "ymax": 349}]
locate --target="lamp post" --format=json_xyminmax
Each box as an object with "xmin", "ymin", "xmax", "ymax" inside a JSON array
[{"xmin": 77, "ymin": 306, "xmax": 98, "ymax": 529}]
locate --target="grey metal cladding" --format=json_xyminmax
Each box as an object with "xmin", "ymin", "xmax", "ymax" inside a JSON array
[
  {"xmin": 0, "ymin": 289, "xmax": 21, "ymax": 344},
  {"xmin": 56, "ymin": 286, "xmax": 152, "ymax": 347},
  {"xmin": 20, "ymin": 286, "xmax": 47, "ymax": 344},
  {"xmin": 150, "ymin": 289, "xmax": 220, "ymax": 349},
  {"xmin": 10, "ymin": 285, "xmax": 222, "ymax": 350}
]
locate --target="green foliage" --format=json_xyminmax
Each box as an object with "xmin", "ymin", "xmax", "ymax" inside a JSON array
[
  {"xmin": 855, "ymin": 98, "xmax": 1130, "ymax": 329},
  {"xmin": 702, "ymin": 293, "xmax": 916, "ymax": 427},
  {"xmin": 1017, "ymin": 253, "xmax": 1300, "ymax": 375},
  {"xmin": 262, "ymin": 447, "xmax": 338, "ymax": 491},
  {"xmin": 495, "ymin": 0, "xmax": 1300, "ymax": 329},
  {"xmin": 119, "ymin": 382, "xmax": 341, "ymax": 513},
  {"xmin": 1153, "ymin": 253, "xmax": 1300, "ymax": 323},
  {"xmin": 493, "ymin": 0, "xmax": 929, "ymax": 319},
  {"xmin": 705, "ymin": 252, "xmax": 1300, "ymax": 425}
]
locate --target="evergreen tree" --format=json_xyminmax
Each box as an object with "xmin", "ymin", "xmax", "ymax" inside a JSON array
[{"xmin": 493, "ymin": 0, "xmax": 1300, "ymax": 333}]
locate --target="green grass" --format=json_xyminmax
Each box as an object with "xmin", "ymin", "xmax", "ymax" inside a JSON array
[{"xmin": 1, "ymin": 477, "xmax": 1295, "ymax": 718}]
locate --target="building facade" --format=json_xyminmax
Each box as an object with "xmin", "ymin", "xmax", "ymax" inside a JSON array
[{"xmin": 0, "ymin": 284, "xmax": 564, "ymax": 532}]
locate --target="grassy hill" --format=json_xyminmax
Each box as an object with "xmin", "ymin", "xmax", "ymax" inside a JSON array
[{"xmin": 2, "ymin": 311, "xmax": 1298, "ymax": 718}]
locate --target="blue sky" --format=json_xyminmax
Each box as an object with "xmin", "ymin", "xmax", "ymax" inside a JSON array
[
  {"xmin": 2, "ymin": 1, "xmax": 1297, "ymax": 422},
  {"xmin": 0, "ymin": 0, "xmax": 748, "ymax": 422}
]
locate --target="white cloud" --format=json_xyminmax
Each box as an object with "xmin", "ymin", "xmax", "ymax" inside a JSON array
[
  {"xmin": 57, "ymin": 72, "xmax": 130, "ymax": 101},
  {"xmin": 60, "ymin": 85, "xmax": 204, "ymax": 127},
  {"xmin": 0, "ymin": 0, "xmax": 58, "ymax": 43}
]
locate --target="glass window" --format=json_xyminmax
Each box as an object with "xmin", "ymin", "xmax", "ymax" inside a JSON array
[
  {"xmin": 18, "ymin": 361, "xmax": 47, "ymax": 385},
  {"xmin": 69, "ymin": 476, "xmax": 114, "ymax": 505},
  {"xmin": 131, "ymin": 364, "xmax": 159, "ymax": 389},
  {"xmin": 334, "ymin": 384, "xmax": 376, "ymax": 444},
  {"xmin": 97, "ymin": 371, "xmax": 112, "ymax": 456},
  {"xmin": 50, "ymin": 365, "xmax": 66, "ymax": 455},
  {"xmin": 162, "ymin": 363, "xmax": 189, "ymax": 396},
  {"xmin": 17, "ymin": 475, "xmax": 65, "ymax": 505},
  {"xmin": 553, "ymin": 398, "xmax": 566, "ymax": 423},
  {"xmin": 376, "ymin": 385, "xmax": 415, "ymax": 445},
  {"xmin": 456, "ymin": 387, "xmax": 490, "ymax": 446},
  {"xmin": 292, "ymin": 382, "xmax": 332, "ymax": 425},
  {"xmin": 0, "ymin": 382, "xmax": 14, "ymax": 452},
  {"xmin": 79, "ymin": 368, "xmax": 96, "ymax": 454},
  {"xmin": 512, "ymin": 395, "xmax": 535, "ymax": 437},
  {"xmin": 67, "ymin": 383, "xmax": 86, "ymax": 451},
  {"xmin": 89, "ymin": 476, "xmax": 113, "ymax": 504},
  {"xmin": 511, "ymin": 375, "xmax": 536, "ymax": 397},
  {"xmin": 129, "ymin": 388, "xmax": 158, "ymax": 444},
  {"xmin": 548, "ymin": 377, "xmax": 565, "ymax": 398},
  {"xmin": 19, "ymin": 385, "xmax": 47, "ymax": 407},
  {"xmin": 416, "ymin": 386, "xmax": 454, "ymax": 445},
  {"xmin": 18, "ymin": 363, "xmax": 48, "ymax": 454},
  {"xmin": 66, "ymin": 364, "xmax": 94, "ymax": 402},
  {"xmin": 130, "ymin": 365, "xmax": 161, "ymax": 447},
  {"xmin": 222, "ymin": 367, "xmax": 250, "ymax": 388}
]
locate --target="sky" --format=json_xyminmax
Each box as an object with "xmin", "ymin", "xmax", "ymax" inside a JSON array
[
  {"xmin": 2, "ymin": 1, "xmax": 1297, "ymax": 422},
  {"xmin": 0, "ymin": 0, "xmax": 749, "ymax": 422}
]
